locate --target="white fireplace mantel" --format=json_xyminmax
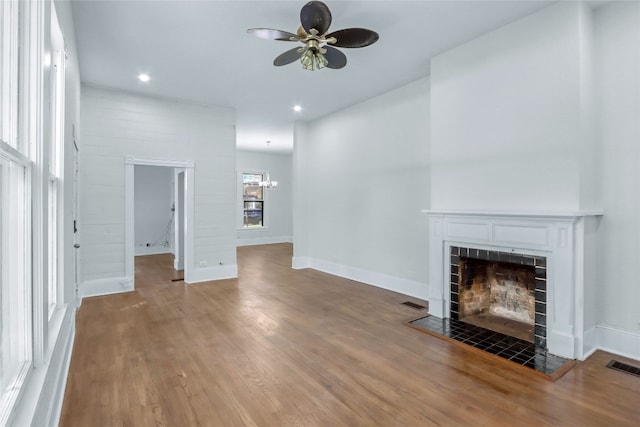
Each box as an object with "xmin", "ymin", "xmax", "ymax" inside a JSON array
[{"xmin": 424, "ymin": 210, "xmax": 602, "ymax": 360}]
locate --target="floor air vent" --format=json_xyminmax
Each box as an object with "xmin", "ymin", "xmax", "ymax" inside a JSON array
[
  {"xmin": 606, "ymin": 360, "xmax": 640, "ymax": 378},
  {"xmin": 401, "ymin": 301, "xmax": 426, "ymax": 310}
]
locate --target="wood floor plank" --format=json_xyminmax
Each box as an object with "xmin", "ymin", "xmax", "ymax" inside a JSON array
[{"xmin": 60, "ymin": 244, "xmax": 640, "ymax": 426}]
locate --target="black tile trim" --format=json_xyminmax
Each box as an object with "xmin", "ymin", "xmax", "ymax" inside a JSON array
[{"xmin": 449, "ymin": 246, "xmax": 548, "ymax": 352}]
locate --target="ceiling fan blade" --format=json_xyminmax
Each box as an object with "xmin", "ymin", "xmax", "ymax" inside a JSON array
[
  {"xmin": 327, "ymin": 28, "xmax": 379, "ymax": 48},
  {"xmin": 323, "ymin": 46, "xmax": 347, "ymax": 69},
  {"xmin": 274, "ymin": 47, "xmax": 304, "ymax": 66},
  {"xmin": 300, "ymin": 1, "xmax": 332, "ymax": 35},
  {"xmin": 247, "ymin": 28, "xmax": 300, "ymax": 41}
]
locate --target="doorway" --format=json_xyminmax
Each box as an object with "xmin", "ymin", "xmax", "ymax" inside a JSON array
[{"xmin": 124, "ymin": 157, "xmax": 194, "ymax": 288}]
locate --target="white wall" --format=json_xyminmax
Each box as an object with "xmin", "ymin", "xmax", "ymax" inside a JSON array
[
  {"xmin": 293, "ymin": 77, "xmax": 430, "ymax": 299},
  {"xmin": 236, "ymin": 150, "xmax": 293, "ymax": 246},
  {"xmin": 293, "ymin": 121, "xmax": 311, "ymax": 261},
  {"xmin": 430, "ymin": 1, "xmax": 597, "ymax": 212},
  {"xmin": 79, "ymin": 86, "xmax": 236, "ymax": 295},
  {"xmin": 427, "ymin": 0, "xmax": 639, "ymax": 358},
  {"xmin": 134, "ymin": 165, "xmax": 174, "ymax": 255},
  {"xmin": 594, "ymin": 1, "xmax": 640, "ymax": 341}
]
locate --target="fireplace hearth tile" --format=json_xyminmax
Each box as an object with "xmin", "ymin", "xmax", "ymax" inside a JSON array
[{"xmin": 406, "ymin": 315, "xmax": 572, "ymax": 380}]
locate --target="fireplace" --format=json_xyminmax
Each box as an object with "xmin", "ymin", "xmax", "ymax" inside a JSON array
[
  {"xmin": 425, "ymin": 210, "xmax": 601, "ymax": 360},
  {"xmin": 450, "ymin": 246, "xmax": 546, "ymax": 348}
]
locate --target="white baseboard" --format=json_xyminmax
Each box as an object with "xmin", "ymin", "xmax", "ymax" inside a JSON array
[
  {"xmin": 236, "ymin": 235, "xmax": 293, "ymax": 247},
  {"xmin": 11, "ymin": 305, "xmax": 75, "ymax": 427},
  {"xmin": 79, "ymin": 264, "xmax": 240, "ymax": 296},
  {"xmin": 426, "ymin": 296, "xmax": 444, "ymax": 318},
  {"xmin": 134, "ymin": 245, "xmax": 172, "ymax": 256},
  {"xmin": 291, "ymin": 256, "xmax": 311, "ymax": 269},
  {"xmin": 593, "ymin": 324, "xmax": 640, "ymax": 361},
  {"xmin": 582, "ymin": 326, "xmax": 600, "ymax": 360},
  {"xmin": 185, "ymin": 264, "xmax": 238, "ymax": 284},
  {"xmin": 547, "ymin": 330, "xmax": 576, "ymax": 360},
  {"xmin": 297, "ymin": 257, "xmax": 428, "ymax": 301},
  {"xmin": 79, "ymin": 276, "xmax": 134, "ymax": 298}
]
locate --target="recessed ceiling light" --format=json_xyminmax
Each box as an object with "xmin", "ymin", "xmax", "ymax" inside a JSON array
[
  {"xmin": 138, "ymin": 73, "xmax": 150, "ymax": 82},
  {"xmin": 293, "ymin": 105, "xmax": 302, "ymax": 112}
]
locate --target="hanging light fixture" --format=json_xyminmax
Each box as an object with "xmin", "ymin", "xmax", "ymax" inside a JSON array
[
  {"xmin": 259, "ymin": 174, "xmax": 278, "ymax": 188},
  {"xmin": 259, "ymin": 141, "xmax": 278, "ymax": 188}
]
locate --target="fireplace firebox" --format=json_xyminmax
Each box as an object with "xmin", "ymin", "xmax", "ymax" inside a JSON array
[{"xmin": 450, "ymin": 246, "xmax": 547, "ymax": 349}]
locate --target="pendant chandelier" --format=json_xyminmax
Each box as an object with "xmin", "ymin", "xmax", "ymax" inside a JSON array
[
  {"xmin": 259, "ymin": 174, "xmax": 278, "ymax": 188},
  {"xmin": 259, "ymin": 141, "xmax": 278, "ymax": 188}
]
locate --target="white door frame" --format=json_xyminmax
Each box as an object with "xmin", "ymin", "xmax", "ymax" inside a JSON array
[
  {"xmin": 73, "ymin": 134, "xmax": 80, "ymax": 306},
  {"xmin": 125, "ymin": 157, "xmax": 194, "ymax": 286},
  {"xmin": 173, "ymin": 168, "xmax": 185, "ymax": 271}
]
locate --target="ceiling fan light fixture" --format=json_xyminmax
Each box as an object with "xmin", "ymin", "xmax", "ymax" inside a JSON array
[
  {"xmin": 316, "ymin": 52, "xmax": 328, "ymax": 69},
  {"xmin": 300, "ymin": 48, "xmax": 328, "ymax": 71},
  {"xmin": 301, "ymin": 49, "xmax": 315, "ymax": 70}
]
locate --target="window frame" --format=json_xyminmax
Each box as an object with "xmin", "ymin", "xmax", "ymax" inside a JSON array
[
  {"xmin": 1, "ymin": 0, "xmax": 50, "ymax": 422},
  {"xmin": 0, "ymin": 3, "xmax": 32, "ymax": 422},
  {"xmin": 47, "ymin": 6, "xmax": 65, "ymax": 320},
  {"xmin": 0, "ymin": 0, "xmax": 19, "ymax": 151},
  {"xmin": 242, "ymin": 172, "xmax": 265, "ymax": 228},
  {"xmin": 239, "ymin": 170, "xmax": 274, "ymax": 230},
  {"xmin": 0, "ymin": 142, "xmax": 33, "ymax": 427}
]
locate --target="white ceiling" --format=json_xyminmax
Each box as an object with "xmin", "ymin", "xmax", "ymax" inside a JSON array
[{"xmin": 70, "ymin": 0, "xmax": 559, "ymax": 153}]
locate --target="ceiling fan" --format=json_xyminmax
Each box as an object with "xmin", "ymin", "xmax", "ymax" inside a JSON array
[{"xmin": 247, "ymin": 1, "xmax": 379, "ymax": 71}]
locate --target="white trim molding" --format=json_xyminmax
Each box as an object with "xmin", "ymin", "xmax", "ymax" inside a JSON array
[
  {"xmin": 291, "ymin": 256, "xmax": 311, "ymax": 270},
  {"xmin": 425, "ymin": 210, "xmax": 602, "ymax": 360},
  {"xmin": 78, "ymin": 276, "xmax": 133, "ymax": 299},
  {"xmin": 125, "ymin": 156, "xmax": 194, "ymax": 168},
  {"xmin": 186, "ymin": 264, "xmax": 238, "ymax": 284},
  {"xmin": 135, "ymin": 245, "xmax": 172, "ymax": 256},
  {"xmin": 125, "ymin": 157, "xmax": 195, "ymax": 293},
  {"xmin": 592, "ymin": 325, "xmax": 640, "ymax": 361},
  {"xmin": 11, "ymin": 305, "xmax": 75, "ymax": 426},
  {"xmin": 293, "ymin": 257, "xmax": 427, "ymax": 301},
  {"xmin": 236, "ymin": 235, "xmax": 293, "ymax": 247}
]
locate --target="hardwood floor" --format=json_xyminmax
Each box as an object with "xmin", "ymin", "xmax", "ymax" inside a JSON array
[{"xmin": 60, "ymin": 244, "xmax": 640, "ymax": 426}]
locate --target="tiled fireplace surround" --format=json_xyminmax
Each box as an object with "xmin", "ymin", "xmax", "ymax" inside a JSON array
[
  {"xmin": 449, "ymin": 246, "xmax": 547, "ymax": 348},
  {"xmin": 426, "ymin": 211, "xmax": 600, "ymax": 360}
]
